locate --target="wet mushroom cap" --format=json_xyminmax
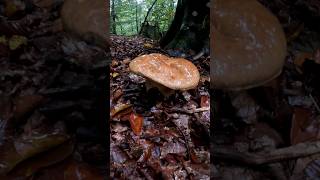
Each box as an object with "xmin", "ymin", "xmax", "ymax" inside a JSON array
[
  {"xmin": 129, "ymin": 53, "xmax": 200, "ymax": 90},
  {"xmin": 61, "ymin": 0, "xmax": 109, "ymax": 47},
  {"xmin": 211, "ymin": 0, "xmax": 287, "ymax": 90}
]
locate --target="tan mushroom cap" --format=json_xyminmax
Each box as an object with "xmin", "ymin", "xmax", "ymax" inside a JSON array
[
  {"xmin": 211, "ymin": 0, "xmax": 287, "ymax": 90},
  {"xmin": 61, "ymin": 0, "xmax": 109, "ymax": 47},
  {"xmin": 129, "ymin": 53, "xmax": 200, "ymax": 90}
]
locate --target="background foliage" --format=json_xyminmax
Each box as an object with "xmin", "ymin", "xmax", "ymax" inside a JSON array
[{"xmin": 110, "ymin": 0, "xmax": 177, "ymax": 37}]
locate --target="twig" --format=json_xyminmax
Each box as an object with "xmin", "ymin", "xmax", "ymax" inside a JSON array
[
  {"xmin": 192, "ymin": 50, "xmax": 204, "ymax": 60},
  {"xmin": 309, "ymin": 93, "xmax": 320, "ymax": 114},
  {"xmin": 169, "ymin": 107, "xmax": 210, "ymax": 114},
  {"xmin": 213, "ymin": 141, "xmax": 320, "ymax": 165}
]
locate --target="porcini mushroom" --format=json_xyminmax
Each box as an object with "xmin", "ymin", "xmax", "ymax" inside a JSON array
[
  {"xmin": 129, "ymin": 53, "xmax": 200, "ymax": 97},
  {"xmin": 61, "ymin": 0, "xmax": 109, "ymax": 48},
  {"xmin": 211, "ymin": 0, "xmax": 287, "ymax": 90}
]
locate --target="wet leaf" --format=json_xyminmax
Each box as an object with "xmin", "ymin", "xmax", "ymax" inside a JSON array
[
  {"xmin": 32, "ymin": 0, "xmax": 60, "ymax": 9},
  {"xmin": 13, "ymin": 95, "xmax": 45, "ymax": 123},
  {"xmin": 294, "ymin": 52, "xmax": 313, "ymax": 67},
  {"xmin": 0, "ymin": 36, "xmax": 7, "ymax": 44},
  {"xmin": 110, "ymin": 103, "xmax": 132, "ymax": 117},
  {"xmin": 8, "ymin": 35, "xmax": 27, "ymax": 50},
  {"xmin": 4, "ymin": 0, "xmax": 25, "ymax": 17},
  {"xmin": 0, "ymin": 96, "xmax": 13, "ymax": 121},
  {"xmin": 304, "ymin": 159, "xmax": 320, "ymax": 179},
  {"xmin": 112, "ymin": 89, "xmax": 123, "ymax": 103},
  {"xmin": 33, "ymin": 158, "xmax": 104, "ymax": 180},
  {"xmin": 110, "ymin": 144, "xmax": 128, "ymax": 164},
  {"xmin": 314, "ymin": 49, "xmax": 320, "ymax": 64},
  {"xmin": 200, "ymin": 95, "xmax": 209, "ymax": 108},
  {"xmin": 111, "ymin": 59, "xmax": 119, "ymax": 67},
  {"xmin": 290, "ymin": 108, "xmax": 320, "ymax": 145},
  {"xmin": 3, "ymin": 140, "xmax": 74, "ymax": 178},
  {"xmin": 231, "ymin": 92, "xmax": 259, "ymax": 124},
  {"xmin": 291, "ymin": 154, "xmax": 320, "ymax": 180},
  {"xmin": 112, "ymin": 72, "xmax": 119, "ymax": 78},
  {"xmin": 160, "ymin": 142, "xmax": 187, "ymax": 158},
  {"xmin": 129, "ymin": 113, "xmax": 143, "ymax": 135},
  {"xmin": 143, "ymin": 43, "xmax": 153, "ymax": 48},
  {"xmin": 0, "ymin": 133, "xmax": 69, "ymax": 175},
  {"xmin": 0, "ymin": 36, "xmax": 9, "ymax": 56}
]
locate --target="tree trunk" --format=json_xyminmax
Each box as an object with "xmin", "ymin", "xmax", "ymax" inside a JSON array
[
  {"xmin": 139, "ymin": 0, "xmax": 158, "ymax": 35},
  {"xmin": 135, "ymin": 0, "xmax": 139, "ymax": 34},
  {"xmin": 111, "ymin": 0, "xmax": 116, "ymax": 34},
  {"xmin": 160, "ymin": 0, "xmax": 210, "ymax": 53},
  {"xmin": 159, "ymin": 0, "xmax": 186, "ymax": 48}
]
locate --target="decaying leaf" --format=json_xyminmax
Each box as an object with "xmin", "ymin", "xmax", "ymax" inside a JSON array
[
  {"xmin": 129, "ymin": 113, "xmax": 143, "ymax": 135},
  {"xmin": 291, "ymin": 108, "xmax": 320, "ymax": 145},
  {"xmin": 110, "ymin": 103, "xmax": 132, "ymax": 118},
  {"xmin": 8, "ymin": 35, "xmax": 27, "ymax": 50}
]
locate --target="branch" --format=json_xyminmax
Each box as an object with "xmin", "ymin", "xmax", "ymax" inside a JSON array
[
  {"xmin": 213, "ymin": 141, "xmax": 320, "ymax": 165},
  {"xmin": 139, "ymin": 0, "xmax": 158, "ymax": 35}
]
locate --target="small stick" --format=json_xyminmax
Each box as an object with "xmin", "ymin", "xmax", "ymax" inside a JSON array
[
  {"xmin": 309, "ymin": 93, "xmax": 320, "ymax": 114},
  {"xmin": 213, "ymin": 141, "xmax": 320, "ymax": 165},
  {"xmin": 169, "ymin": 107, "xmax": 210, "ymax": 114}
]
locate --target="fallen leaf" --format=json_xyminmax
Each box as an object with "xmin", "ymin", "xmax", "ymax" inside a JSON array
[
  {"xmin": 0, "ymin": 36, "xmax": 7, "ymax": 44},
  {"xmin": 231, "ymin": 92, "xmax": 259, "ymax": 124},
  {"xmin": 13, "ymin": 95, "xmax": 45, "ymax": 123},
  {"xmin": 129, "ymin": 113, "xmax": 143, "ymax": 135},
  {"xmin": 112, "ymin": 89, "xmax": 123, "ymax": 103},
  {"xmin": 294, "ymin": 52, "xmax": 313, "ymax": 66},
  {"xmin": 143, "ymin": 43, "xmax": 153, "ymax": 48},
  {"xmin": 200, "ymin": 95, "xmax": 209, "ymax": 108},
  {"xmin": 112, "ymin": 72, "xmax": 119, "ymax": 78},
  {"xmin": 111, "ymin": 59, "xmax": 119, "ymax": 67},
  {"xmin": 8, "ymin": 35, "xmax": 27, "ymax": 50},
  {"xmin": 32, "ymin": 0, "xmax": 57, "ymax": 9},
  {"xmin": 291, "ymin": 153, "xmax": 320, "ymax": 180},
  {"xmin": 4, "ymin": 140, "xmax": 74, "ymax": 178},
  {"xmin": 314, "ymin": 49, "xmax": 320, "ymax": 64},
  {"xmin": 0, "ymin": 133, "xmax": 69, "ymax": 175},
  {"xmin": 290, "ymin": 108, "xmax": 320, "ymax": 145},
  {"xmin": 5, "ymin": 0, "xmax": 25, "ymax": 17},
  {"xmin": 32, "ymin": 158, "xmax": 104, "ymax": 180},
  {"xmin": 160, "ymin": 141, "xmax": 187, "ymax": 158},
  {"xmin": 110, "ymin": 103, "xmax": 132, "ymax": 118}
]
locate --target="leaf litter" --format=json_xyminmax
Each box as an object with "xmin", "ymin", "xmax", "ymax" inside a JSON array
[
  {"xmin": 213, "ymin": 0, "xmax": 320, "ymax": 179},
  {"xmin": 0, "ymin": 0, "xmax": 109, "ymax": 179},
  {"xmin": 110, "ymin": 35, "xmax": 210, "ymax": 179}
]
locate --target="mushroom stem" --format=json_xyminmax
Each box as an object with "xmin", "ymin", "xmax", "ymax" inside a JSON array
[{"xmin": 145, "ymin": 79, "xmax": 175, "ymax": 98}]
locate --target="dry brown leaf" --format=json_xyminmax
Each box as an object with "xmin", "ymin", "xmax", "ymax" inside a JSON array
[{"xmin": 129, "ymin": 113, "xmax": 143, "ymax": 135}]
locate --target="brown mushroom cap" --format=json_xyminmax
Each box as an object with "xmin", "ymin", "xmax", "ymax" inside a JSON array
[
  {"xmin": 211, "ymin": 0, "xmax": 287, "ymax": 90},
  {"xmin": 129, "ymin": 53, "xmax": 200, "ymax": 90},
  {"xmin": 61, "ymin": 0, "xmax": 109, "ymax": 47}
]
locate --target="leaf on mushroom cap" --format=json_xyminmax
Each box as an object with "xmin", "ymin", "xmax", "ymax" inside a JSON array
[
  {"xmin": 129, "ymin": 53, "xmax": 200, "ymax": 90},
  {"xmin": 211, "ymin": 0, "xmax": 287, "ymax": 90}
]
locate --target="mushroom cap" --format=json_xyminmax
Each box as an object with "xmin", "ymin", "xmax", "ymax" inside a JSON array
[
  {"xmin": 211, "ymin": 0, "xmax": 287, "ymax": 90},
  {"xmin": 61, "ymin": 0, "xmax": 109, "ymax": 47},
  {"xmin": 129, "ymin": 53, "xmax": 200, "ymax": 90}
]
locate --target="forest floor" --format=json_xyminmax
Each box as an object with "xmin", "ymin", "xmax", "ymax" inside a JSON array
[
  {"xmin": 0, "ymin": 1, "xmax": 108, "ymax": 179},
  {"xmin": 213, "ymin": 1, "xmax": 320, "ymax": 179},
  {"xmin": 109, "ymin": 35, "xmax": 210, "ymax": 179}
]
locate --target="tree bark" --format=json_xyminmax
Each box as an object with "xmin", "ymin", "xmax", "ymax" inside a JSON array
[
  {"xmin": 159, "ymin": 0, "xmax": 186, "ymax": 48},
  {"xmin": 135, "ymin": 0, "xmax": 139, "ymax": 33},
  {"xmin": 111, "ymin": 0, "xmax": 116, "ymax": 34},
  {"xmin": 159, "ymin": 0, "xmax": 210, "ymax": 52}
]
